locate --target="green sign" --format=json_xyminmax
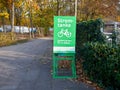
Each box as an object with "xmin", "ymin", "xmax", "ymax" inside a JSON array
[
  {"xmin": 53, "ymin": 16, "xmax": 76, "ymax": 53},
  {"xmin": 53, "ymin": 16, "xmax": 77, "ymax": 78}
]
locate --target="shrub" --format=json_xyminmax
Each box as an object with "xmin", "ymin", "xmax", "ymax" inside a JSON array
[
  {"xmin": 76, "ymin": 18, "xmax": 120, "ymax": 89},
  {"xmin": 80, "ymin": 42, "xmax": 120, "ymax": 89},
  {"xmin": 76, "ymin": 19, "xmax": 105, "ymax": 59},
  {"xmin": 0, "ymin": 32, "xmax": 16, "ymax": 47}
]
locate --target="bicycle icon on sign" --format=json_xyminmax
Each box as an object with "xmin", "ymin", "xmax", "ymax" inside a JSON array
[{"xmin": 57, "ymin": 29, "xmax": 72, "ymax": 38}]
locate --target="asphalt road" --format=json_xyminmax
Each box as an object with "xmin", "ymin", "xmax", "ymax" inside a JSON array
[{"xmin": 0, "ymin": 38, "xmax": 95, "ymax": 90}]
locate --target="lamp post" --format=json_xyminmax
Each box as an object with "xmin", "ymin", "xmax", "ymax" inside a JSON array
[{"xmin": 75, "ymin": 0, "xmax": 78, "ymax": 17}]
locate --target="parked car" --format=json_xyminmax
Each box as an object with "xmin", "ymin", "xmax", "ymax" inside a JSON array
[{"xmin": 0, "ymin": 28, "xmax": 3, "ymax": 32}]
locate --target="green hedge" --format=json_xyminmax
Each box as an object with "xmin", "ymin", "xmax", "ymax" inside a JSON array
[
  {"xmin": 76, "ymin": 19, "xmax": 105, "ymax": 59},
  {"xmin": 80, "ymin": 42, "xmax": 120, "ymax": 89},
  {"xmin": 76, "ymin": 19, "xmax": 120, "ymax": 89}
]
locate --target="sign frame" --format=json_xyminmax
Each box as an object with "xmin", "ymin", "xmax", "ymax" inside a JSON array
[{"xmin": 53, "ymin": 16, "xmax": 76, "ymax": 79}]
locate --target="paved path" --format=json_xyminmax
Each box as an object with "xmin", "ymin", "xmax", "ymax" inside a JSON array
[{"xmin": 0, "ymin": 38, "xmax": 95, "ymax": 90}]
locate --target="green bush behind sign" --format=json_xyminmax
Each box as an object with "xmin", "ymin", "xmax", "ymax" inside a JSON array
[
  {"xmin": 81, "ymin": 42, "xmax": 120, "ymax": 89},
  {"xmin": 76, "ymin": 19, "xmax": 120, "ymax": 89},
  {"xmin": 76, "ymin": 19, "xmax": 105, "ymax": 59}
]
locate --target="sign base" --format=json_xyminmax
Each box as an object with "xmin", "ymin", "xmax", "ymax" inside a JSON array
[{"xmin": 53, "ymin": 53, "xmax": 76, "ymax": 79}]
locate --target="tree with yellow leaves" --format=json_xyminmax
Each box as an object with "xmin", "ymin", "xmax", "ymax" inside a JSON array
[
  {"xmin": 0, "ymin": 1, "xmax": 9, "ymax": 32},
  {"xmin": 77, "ymin": 0, "xmax": 119, "ymax": 21}
]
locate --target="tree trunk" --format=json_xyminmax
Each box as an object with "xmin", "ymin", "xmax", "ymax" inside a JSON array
[
  {"xmin": 28, "ymin": 26, "xmax": 32, "ymax": 39},
  {"xmin": 1, "ymin": 17, "xmax": 5, "ymax": 33},
  {"xmin": 10, "ymin": 0, "xmax": 15, "ymax": 40},
  {"xmin": 11, "ymin": 0, "xmax": 14, "ymax": 32},
  {"xmin": 29, "ymin": 1, "xmax": 34, "ymax": 38},
  {"xmin": 56, "ymin": 0, "xmax": 60, "ymax": 15}
]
